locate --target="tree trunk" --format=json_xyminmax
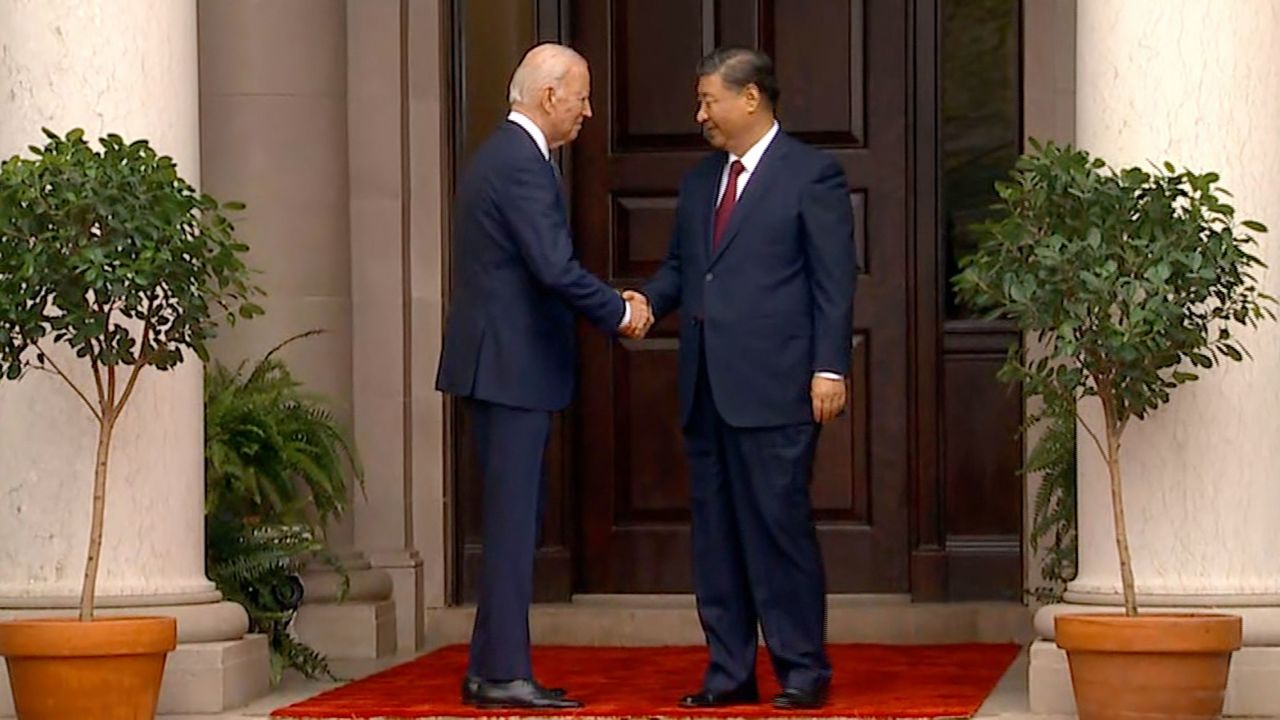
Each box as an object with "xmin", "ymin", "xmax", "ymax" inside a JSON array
[
  {"xmin": 79, "ymin": 412, "xmax": 116, "ymax": 621},
  {"xmin": 1101, "ymin": 396, "xmax": 1138, "ymax": 616}
]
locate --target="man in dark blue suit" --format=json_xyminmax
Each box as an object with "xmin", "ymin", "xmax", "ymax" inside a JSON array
[
  {"xmin": 633, "ymin": 47, "xmax": 856, "ymax": 710},
  {"xmin": 436, "ymin": 43, "xmax": 651, "ymax": 710}
]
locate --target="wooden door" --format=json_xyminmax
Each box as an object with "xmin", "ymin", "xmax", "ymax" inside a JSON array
[{"xmin": 571, "ymin": 0, "xmax": 912, "ymax": 593}]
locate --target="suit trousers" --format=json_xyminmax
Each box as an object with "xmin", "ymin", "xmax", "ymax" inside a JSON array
[
  {"xmin": 685, "ymin": 346, "xmax": 832, "ymax": 694},
  {"xmin": 465, "ymin": 398, "xmax": 552, "ymax": 681}
]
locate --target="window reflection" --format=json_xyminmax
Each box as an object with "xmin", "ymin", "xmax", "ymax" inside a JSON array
[{"xmin": 941, "ymin": 0, "xmax": 1022, "ymax": 319}]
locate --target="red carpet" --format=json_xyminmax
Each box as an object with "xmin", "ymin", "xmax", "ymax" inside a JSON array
[{"xmin": 272, "ymin": 643, "xmax": 1020, "ymax": 719}]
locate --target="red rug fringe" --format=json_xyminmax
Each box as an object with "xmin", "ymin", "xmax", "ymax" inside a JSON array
[{"xmin": 272, "ymin": 643, "xmax": 1020, "ymax": 719}]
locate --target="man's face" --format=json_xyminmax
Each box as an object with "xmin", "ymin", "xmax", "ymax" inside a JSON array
[
  {"xmin": 695, "ymin": 72, "xmax": 754, "ymax": 151},
  {"xmin": 545, "ymin": 62, "xmax": 593, "ymax": 148}
]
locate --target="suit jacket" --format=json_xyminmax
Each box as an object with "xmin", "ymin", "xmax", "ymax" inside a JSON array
[
  {"xmin": 436, "ymin": 121, "xmax": 625, "ymax": 411},
  {"xmin": 643, "ymin": 131, "xmax": 857, "ymax": 428}
]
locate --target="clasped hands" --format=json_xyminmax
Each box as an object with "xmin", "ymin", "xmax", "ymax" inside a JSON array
[{"xmin": 619, "ymin": 290, "xmax": 654, "ymax": 338}]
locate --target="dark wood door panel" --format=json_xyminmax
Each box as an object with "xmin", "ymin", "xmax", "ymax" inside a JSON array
[
  {"xmin": 942, "ymin": 324, "xmax": 1024, "ymax": 600},
  {"xmin": 613, "ymin": 0, "xmax": 707, "ymax": 149},
  {"xmin": 613, "ymin": 339, "xmax": 685, "ymax": 521},
  {"xmin": 767, "ymin": 0, "xmax": 867, "ymax": 144}
]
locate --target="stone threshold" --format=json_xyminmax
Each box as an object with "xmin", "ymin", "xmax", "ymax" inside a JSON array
[{"xmin": 425, "ymin": 596, "xmax": 1035, "ymax": 647}]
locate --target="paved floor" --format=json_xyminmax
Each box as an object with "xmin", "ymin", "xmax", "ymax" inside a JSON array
[{"xmin": 159, "ymin": 645, "xmax": 1076, "ymax": 720}]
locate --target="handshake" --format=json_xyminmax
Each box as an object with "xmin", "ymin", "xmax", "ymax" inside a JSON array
[{"xmin": 619, "ymin": 290, "xmax": 654, "ymax": 339}]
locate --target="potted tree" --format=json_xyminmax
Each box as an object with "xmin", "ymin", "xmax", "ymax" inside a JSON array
[
  {"xmin": 0, "ymin": 129, "xmax": 261, "ymax": 719},
  {"xmin": 955, "ymin": 140, "xmax": 1275, "ymax": 719}
]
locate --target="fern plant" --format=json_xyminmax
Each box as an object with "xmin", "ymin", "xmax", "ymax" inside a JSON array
[
  {"xmin": 1026, "ymin": 394, "xmax": 1077, "ymax": 603},
  {"xmin": 204, "ymin": 331, "xmax": 361, "ymax": 683},
  {"xmin": 205, "ymin": 331, "xmax": 360, "ymax": 528},
  {"xmin": 206, "ymin": 522, "xmax": 336, "ymax": 684}
]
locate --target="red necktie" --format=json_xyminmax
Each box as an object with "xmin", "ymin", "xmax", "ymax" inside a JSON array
[{"xmin": 712, "ymin": 160, "xmax": 745, "ymax": 252}]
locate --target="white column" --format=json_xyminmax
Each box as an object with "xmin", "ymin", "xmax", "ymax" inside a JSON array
[
  {"xmin": 0, "ymin": 0, "xmax": 211, "ymax": 607},
  {"xmin": 0, "ymin": 1, "xmax": 267, "ymax": 714},
  {"xmin": 1029, "ymin": 2, "xmax": 1280, "ymax": 715},
  {"xmin": 1068, "ymin": 0, "xmax": 1280, "ymax": 604}
]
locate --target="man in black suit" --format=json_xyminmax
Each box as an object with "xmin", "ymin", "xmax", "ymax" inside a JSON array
[
  {"xmin": 632, "ymin": 47, "xmax": 857, "ymax": 710},
  {"xmin": 436, "ymin": 43, "xmax": 651, "ymax": 709}
]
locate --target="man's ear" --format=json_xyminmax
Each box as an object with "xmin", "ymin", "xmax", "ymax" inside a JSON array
[{"xmin": 743, "ymin": 84, "xmax": 761, "ymax": 114}]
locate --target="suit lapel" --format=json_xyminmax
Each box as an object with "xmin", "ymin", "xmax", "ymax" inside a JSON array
[
  {"xmin": 503, "ymin": 121, "xmax": 570, "ymax": 216},
  {"xmin": 686, "ymin": 156, "xmax": 721, "ymax": 272},
  {"xmin": 708, "ymin": 133, "xmax": 790, "ymax": 268}
]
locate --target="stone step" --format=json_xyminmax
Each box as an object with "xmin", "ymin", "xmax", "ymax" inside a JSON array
[{"xmin": 424, "ymin": 595, "xmax": 1035, "ymax": 648}]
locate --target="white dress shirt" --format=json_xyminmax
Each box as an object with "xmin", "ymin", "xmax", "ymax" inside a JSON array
[
  {"xmin": 715, "ymin": 120, "xmax": 780, "ymax": 206},
  {"xmin": 715, "ymin": 122, "xmax": 842, "ymax": 381},
  {"xmin": 507, "ymin": 110, "xmax": 550, "ymax": 160},
  {"xmin": 507, "ymin": 110, "xmax": 631, "ymax": 329}
]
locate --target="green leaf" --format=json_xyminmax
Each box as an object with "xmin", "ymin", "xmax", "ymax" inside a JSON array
[
  {"xmin": 203, "ymin": 330, "xmax": 361, "ymax": 534},
  {"xmin": 1242, "ymin": 220, "xmax": 1268, "ymax": 233},
  {"xmin": 1192, "ymin": 351, "xmax": 1216, "ymax": 368}
]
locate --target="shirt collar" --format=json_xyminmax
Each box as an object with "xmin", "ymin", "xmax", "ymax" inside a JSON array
[
  {"xmin": 729, "ymin": 121, "xmax": 781, "ymax": 173},
  {"xmin": 507, "ymin": 110, "xmax": 550, "ymax": 161}
]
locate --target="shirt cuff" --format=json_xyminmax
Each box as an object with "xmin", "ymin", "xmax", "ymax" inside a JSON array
[
  {"xmin": 617, "ymin": 299, "xmax": 632, "ymax": 329},
  {"xmin": 814, "ymin": 371, "xmax": 843, "ymax": 380}
]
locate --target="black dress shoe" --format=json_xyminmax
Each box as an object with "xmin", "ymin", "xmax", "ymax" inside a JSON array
[
  {"xmin": 679, "ymin": 685, "xmax": 759, "ymax": 708},
  {"xmin": 470, "ymin": 678, "xmax": 582, "ymax": 709},
  {"xmin": 772, "ymin": 684, "xmax": 829, "ymax": 710},
  {"xmin": 461, "ymin": 676, "xmax": 566, "ymax": 704}
]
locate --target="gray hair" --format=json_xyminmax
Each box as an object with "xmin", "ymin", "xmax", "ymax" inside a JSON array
[
  {"xmin": 508, "ymin": 43, "xmax": 586, "ymax": 105},
  {"xmin": 697, "ymin": 47, "xmax": 780, "ymax": 108}
]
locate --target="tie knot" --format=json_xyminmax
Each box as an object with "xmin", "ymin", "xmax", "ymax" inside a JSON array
[{"xmin": 728, "ymin": 160, "xmax": 745, "ymax": 178}]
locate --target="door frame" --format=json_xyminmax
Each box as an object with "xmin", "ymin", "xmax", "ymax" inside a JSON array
[
  {"xmin": 442, "ymin": 0, "xmax": 953, "ymax": 604},
  {"xmin": 907, "ymin": 0, "xmax": 947, "ymax": 601}
]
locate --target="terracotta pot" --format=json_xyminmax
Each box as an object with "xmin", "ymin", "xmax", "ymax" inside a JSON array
[
  {"xmin": 1055, "ymin": 613, "xmax": 1242, "ymax": 720},
  {"xmin": 0, "ymin": 616, "xmax": 177, "ymax": 720}
]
